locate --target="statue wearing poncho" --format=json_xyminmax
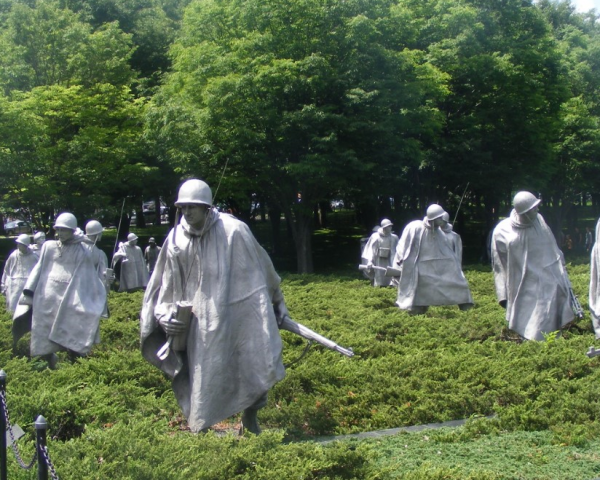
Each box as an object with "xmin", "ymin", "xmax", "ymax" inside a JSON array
[
  {"xmin": 492, "ymin": 193, "xmax": 573, "ymax": 341},
  {"xmin": 113, "ymin": 234, "xmax": 149, "ymax": 292},
  {"xmin": 361, "ymin": 219, "xmax": 399, "ymax": 287},
  {"xmin": 1, "ymin": 237, "xmax": 38, "ymax": 313},
  {"xmin": 21, "ymin": 227, "xmax": 106, "ymax": 356},
  {"xmin": 140, "ymin": 207, "xmax": 285, "ymax": 433},
  {"xmin": 394, "ymin": 205, "xmax": 473, "ymax": 314},
  {"xmin": 589, "ymin": 217, "xmax": 600, "ymax": 338}
]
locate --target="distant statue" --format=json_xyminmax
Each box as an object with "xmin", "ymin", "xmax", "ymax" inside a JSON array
[
  {"xmin": 31, "ymin": 231, "xmax": 46, "ymax": 252},
  {"xmin": 361, "ymin": 219, "xmax": 399, "ymax": 287},
  {"xmin": 440, "ymin": 212, "xmax": 463, "ymax": 264},
  {"xmin": 144, "ymin": 237, "xmax": 161, "ymax": 275},
  {"xmin": 113, "ymin": 233, "xmax": 149, "ymax": 292},
  {"xmin": 492, "ymin": 191, "xmax": 574, "ymax": 341},
  {"xmin": 140, "ymin": 179, "xmax": 289, "ymax": 434},
  {"xmin": 589, "ymin": 218, "xmax": 600, "ymax": 338},
  {"xmin": 16, "ymin": 213, "xmax": 106, "ymax": 368},
  {"xmin": 85, "ymin": 220, "xmax": 114, "ymax": 317},
  {"xmin": 394, "ymin": 204, "xmax": 474, "ymax": 315},
  {"xmin": 1, "ymin": 234, "xmax": 37, "ymax": 313}
]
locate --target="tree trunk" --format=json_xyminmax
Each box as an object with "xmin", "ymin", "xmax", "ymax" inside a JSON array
[
  {"xmin": 154, "ymin": 196, "xmax": 162, "ymax": 226},
  {"xmin": 136, "ymin": 207, "xmax": 146, "ymax": 228},
  {"xmin": 283, "ymin": 205, "xmax": 314, "ymax": 273},
  {"xmin": 268, "ymin": 205, "xmax": 282, "ymax": 255}
]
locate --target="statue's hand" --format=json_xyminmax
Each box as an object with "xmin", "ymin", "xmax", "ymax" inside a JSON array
[
  {"xmin": 18, "ymin": 293, "xmax": 33, "ymax": 306},
  {"xmin": 159, "ymin": 317, "xmax": 186, "ymax": 336}
]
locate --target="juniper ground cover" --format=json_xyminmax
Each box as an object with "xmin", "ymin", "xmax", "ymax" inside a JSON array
[{"xmin": 0, "ymin": 233, "xmax": 599, "ymax": 478}]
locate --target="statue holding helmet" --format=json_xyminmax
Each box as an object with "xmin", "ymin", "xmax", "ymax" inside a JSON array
[
  {"xmin": 361, "ymin": 219, "xmax": 399, "ymax": 287},
  {"xmin": 140, "ymin": 178, "xmax": 288, "ymax": 435},
  {"xmin": 15, "ymin": 212, "xmax": 106, "ymax": 367},
  {"xmin": 112, "ymin": 232, "xmax": 149, "ymax": 292},
  {"xmin": 394, "ymin": 204, "xmax": 474, "ymax": 315},
  {"xmin": 491, "ymin": 191, "xmax": 574, "ymax": 340},
  {"xmin": 1, "ymin": 234, "xmax": 38, "ymax": 313}
]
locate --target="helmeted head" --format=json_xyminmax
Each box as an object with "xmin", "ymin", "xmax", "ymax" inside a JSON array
[
  {"xmin": 380, "ymin": 219, "xmax": 393, "ymax": 229},
  {"xmin": 33, "ymin": 231, "xmax": 45, "ymax": 244},
  {"xmin": 441, "ymin": 212, "xmax": 450, "ymax": 223},
  {"xmin": 16, "ymin": 234, "xmax": 30, "ymax": 246},
  {"xmin": 175, "ymin": 179, "xmax": 212, "ymax": 207},
  {"xmin": 426, "ymin": 204, "xmax": 445, "ymax": 221},
  {"xmin": 513, "ymin": 191, "xmax": 541, "ymax": 215},
  {"xmin": 54, "ymin": 212, "xmax": 77, "ymax": 243},
  {"xmin": 149, "ymin": 237, "xmax": 156, "ymax": 245},
  {"xmin": 127, "ymin": 233, "xmax": 138, "ymax": 243},
  {"xmin": 85, "ymin": 220, "xmax": 103, "ymax": 237},
  {"xmin": 55, "ymin": 212, "xmax": 77, "ymax": 230}
]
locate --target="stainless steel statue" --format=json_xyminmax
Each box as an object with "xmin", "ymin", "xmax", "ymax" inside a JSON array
[
  {"xmin": 140, "ymin": 179, "xmax": 289, "ymax": 435},
  {"xmin": 589, "ymin": 217, "xmax": 600, "ymax": 338},
  {"xmin": 1, "ymin": 234, "xmax": 38, "ymax": 313},
  {"xmin": 113, "ymin": 233, "xmax": 149, "ymax": 292},
  {"xmin": 491, "ymin": 191, "xmax": 574, "ymax": 340},
  {"xmin": 394, "ymin": 204, "xmax": 474, "ymax": 315},
  {"xmin": 85, "ymin": 220, "xmax": 114, "ymax": 317},
  {"xmin": 361, "ymin": 219, "xmax": 399, "ymax": 287},
  {"xmin": 31, "ymin": 231, "xmax": 46, "ymax": 252},
  {"xmin": 16, "ymin": 213, "xmax": 106, "ymax": 367},
  {"xmin": 144, "ymin": 237, "xmax": 161, "ymax": 275}
]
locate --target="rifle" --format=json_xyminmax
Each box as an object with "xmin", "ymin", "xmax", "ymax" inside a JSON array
[
  {"xmin": 279, "ymin": 316, "xmax": 354, "ymax": 358},
  {"xmin": 358, "ymin": 264, "xmax": 401, "ymax": 277},
  {"xmin": 564, "ymin": 272, "xmax": 584, "ymax": 319}
]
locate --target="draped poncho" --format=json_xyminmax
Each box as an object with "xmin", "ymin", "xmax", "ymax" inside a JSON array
[
  {"xmin": 589, "ymin": 217, "xmax": 600, "ymax": 338},
  {"xmin": 1, "ymin": 248, "xmax": 38, "ymax": 312},
  {"xmin": 361, "ymin": 229, "xmax": 399, "ymax": 287},
  {"xmin": 394, "ymin": 218, "xmax": 473, "ymax": 310},
  {"xmin": 140, "ymin": 209, "xmax": 285, "ymax": 432},
  {"xmin": 492, "ymin": 211, "xmax": 574, "ymax": 341},
  {"xmin": 113, "ymin": 243, "xmax": 148, "ymax": 292},
  {"xmin": 21, "ymin": 233, "xmax": 106, "ymax": 355}
]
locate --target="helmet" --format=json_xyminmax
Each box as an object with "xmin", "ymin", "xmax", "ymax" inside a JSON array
[
  {"xmin": 127, "ymin": 233, "xmax": 138, "ymax": 242},
  {"xmin": 426, "ymin": 204, "xmax": 445, "ymax": 221},
  {"xmin": 380, "ymin": 218, "xmax": 393, "ymax": 228},
  {"xmin": 16, "ymin": 234, "xmax": 30, "ymax": 246},
  {"xmin": 33, "ymin": 231, "xmax": 45, "ymax": 242},
  {"xmin": 175, "ymin": 179, "xmax": 212, "ymax": 207},
  {"xmin": 54, "ymin": 212, "xmax": 77, "ymax": 230},
  {"xmin": 149, "ymin": 237, "xmax": 156, "ymax": 243},
  {"xmin": 441, "ymin": 212, "xmax": 450, "ymax": 223},
  {"xmin": 85, "ymin": 220, "xmax": 103, "ymax": 236},
  {"xmin": 513, "ymin": 191, "xmax": 541, "ymax": 215}
]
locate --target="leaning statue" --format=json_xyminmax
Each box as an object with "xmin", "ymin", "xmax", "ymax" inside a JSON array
[
  {"xmin": 394, "ymin": 204, "xmax": 473, "ymax": 315},
  {"xmin": 491, "ymin": 191, "xmax": 575, "ymax": 341}
]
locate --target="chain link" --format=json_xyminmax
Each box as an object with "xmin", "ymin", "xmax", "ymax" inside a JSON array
[
  {"xmin": 40, "ymin": 445, "xmax": 60, "ymax": 480},
  {"xmin": 0, "ymin": 392, "xmax": 38, "ymax": 469}
]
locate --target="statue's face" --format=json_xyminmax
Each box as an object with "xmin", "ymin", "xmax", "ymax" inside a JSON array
[
  {"xmin": 523, "ymin": 206, "xmax": 539, "ymax": 223},
  {"xmin": 129, "ymin": 239, "xmax": 137, "ymax": 246},
  {"xmin": 17, "ymin": 244, "xmax": 28, "ymax": 253},
  {"xmin": 181, "ymin": 203, "xmax": 209, "ymax": 229},
  {"xmin": 55, "ymin": 227, "xmax": 74, "ymax": 243},
  {"xmin": 382, "ymin": 225, "xmax": 392, "ymax": 236},
  {"xmin": 432, "ymin": 217, "xmax": 445, "ymax": 228}
]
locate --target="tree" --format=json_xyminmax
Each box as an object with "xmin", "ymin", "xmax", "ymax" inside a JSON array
[{"xmin": 147, "ymin": 0, "xmax": 446, "ymax": 272}]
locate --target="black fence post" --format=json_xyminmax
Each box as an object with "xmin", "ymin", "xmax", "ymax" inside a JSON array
[
  {"xmin": 0, "ymin": 370, "xmax": 6, "ymax": 480},
  {"xmin": 35, "ymin": 415, "xmax": 48, "ymax": 480}
]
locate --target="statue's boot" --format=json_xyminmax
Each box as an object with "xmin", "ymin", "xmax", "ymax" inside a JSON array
[{"xmin": 240, "ymin": 408, "xmax": 261, "ymax": 435}]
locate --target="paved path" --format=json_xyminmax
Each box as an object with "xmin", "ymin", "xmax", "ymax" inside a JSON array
[{"xmin": 316, "ymin": 416, "xmax": 494, "ymax": 444}]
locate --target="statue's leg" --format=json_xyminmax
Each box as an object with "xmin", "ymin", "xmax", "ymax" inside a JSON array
[{"xmin": 240, "ymin": 393, "xmax": 268, "ymax": 435}]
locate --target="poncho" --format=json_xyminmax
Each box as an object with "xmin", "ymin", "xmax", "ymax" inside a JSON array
[
  {"xmin": 492, "ymin": 211, "xmax": 574, "ymax": 341},
  {"xmin": 361, "ymin": 229, "xmax": 399, "ymax": 287},
  {"xmin": 441, "ymin": 223, "xmax": 464, "ymax": 265},
  {"xmin": 113, "ymin": 243, "xmax": 148, "ymax": 292},
  {"xmin": 394, "ymin": 218, "xmax": 473, "ymax": 310},
  {"xmin": 1, "ymin": 248, "xmax": 38, "ymax": 312},
  {"xmin": 144, "ymin": 245, "xmax": 161, "ymax": 274},
  {"xmin": 140, "ymin": 209, "xmax": 285, "ymax": 432},
  {"xmin": 21, "ymin": 232, "xmax": 106, "ymax": 355},
  {"xmin": 589, "ymin": 218, "xmax": 600, "ymax": 338},
  {"xmin": 87, "ymin": 243, "xmax": 110, "ymax": 318}
]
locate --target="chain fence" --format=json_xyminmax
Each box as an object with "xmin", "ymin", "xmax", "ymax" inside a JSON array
[{"xmin": 0, "ymin": 370, "xmax": 59, "ymax": 480}]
